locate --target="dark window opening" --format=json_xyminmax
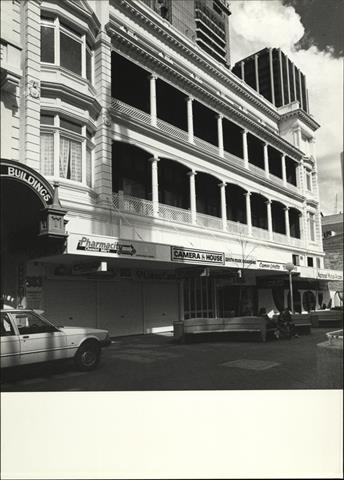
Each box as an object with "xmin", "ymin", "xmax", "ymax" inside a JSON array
[
  {"xmin": 112, "ymin": 142, "xmax": 151, "ymax": 199},
  {"xmin": 60, "ymin": 31, "xmax": 82, "ymax": 75},
  {"xmin": 193, "ymin": 100, "xmax": 217, "ymax": 146},
  {"xmin": 282, "ymin": 52, "xmax": 289, "ymax": 104},
  {"xmin": 271, "ymin": 201, "xmax": 286, "ymax": 234},
  {"xmin": 41, "ymin": 26, "xmax": 55, "ymax": 63},
  {"xmin": 288, "ymin": 59, "xmax": 295, "ymax": 102},
  {"xmin": 289, "ymin": 208, "xmax": 301, "ymax": 238},
  {"xmin": 156, "ymin": 79, "xmax": 187, "ymax": 131},
  {"xmin": 272, "ymin": 49, "xmax": 283, "ymax": 107},
  {"xmin": 307, "ymin": 256, "xmax": 314, "ymax": 267},
  {"xmin": 292, "ymin": 254, "xmax": 300, "ymax": 266},
  {"xmin": 247, "ymin": 133, "xmax": 264, "ymax": 170},
  {"xmin": 268, "ymin": 146, "xmax": 282, "ymax": 178},
  {"xmin": 196, "ymin": 172, "xmax": 221, "ymax": 217},
  {"xmin": 242, "ymin": 57, "xmax": 256, "ymax": 90},
  {"xmin": 222, "ymin": 118, "xmax": 243, "ymax": 158},
  {"xmin": 158, "ymin": 159, "xmax": 189, "ymax": 209},
  {"xmin": 111, "ymin": 51, "xmax": 150, "ymax": 113},
  {"xmin": 251, "ymin": 193, "xmax": 268, "ymax": 230},
  {"xmin": 285, "ymin": 157, "xmax": 297, "ymax": 186},
  {"xmin": 258, "ymin": 53, "xmax": 272, "ymax": 103},
  {"xmin": 226, "ymin": 184, "xmax": 247, "ymax": 224}
]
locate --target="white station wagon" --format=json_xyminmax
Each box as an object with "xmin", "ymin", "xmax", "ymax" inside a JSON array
[{"xmin": 1, "ymin": 309, "xmax": 111, "ymax": 371}]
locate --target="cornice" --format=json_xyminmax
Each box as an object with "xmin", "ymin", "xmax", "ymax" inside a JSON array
[
  {"xmin": 111, "ymin": 107, "xmax": 304, "ymax": 204},
  {"xmin": 109, "ymin": 0, "xmax": 280, "ymax": 122},
  {"xmin": 108, "ymin": 25, "xmax": 303, "ymax": 161},
  {"xmin": 280, "ymin": 109, "xmax": 320, "ymax": 131},
  {"xmin": 41, "ymin": 81, "xmax": 102, "ymax": 119}
]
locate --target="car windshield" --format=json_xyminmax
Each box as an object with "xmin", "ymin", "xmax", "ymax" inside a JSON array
[{"xmin": 12, "ymin": 312, "xmax": 58, "ymax": 335}]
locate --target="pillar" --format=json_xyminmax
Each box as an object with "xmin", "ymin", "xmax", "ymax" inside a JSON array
[
  {"xmin": 219, "ymin": 182, "xmax": 227, "ymax": 231},
  {"xmin": 150, "ymin": 74, "xmax": 157, "ymax": 127},
  {"xmin": 217, "ymin": 114, "xmax": 224, "ymax": 158},
  {"xmin": 240, "ymin": 61, "xmax": 245, "ymax": 80},
  {"xmin": 281, "ymin": 154, "xmax": 287, "ymax": 186},
  {"xmin": 187, "ymin": 97, "xmax": 194, "ymax": 143},
  {"xmin": 188, "ymin": 170, "xmax": 197, "ymax": 224},
  {"xmin": 150, "ymin": 156, "xmax": 159, "ymax": 217},
  {"xmin": 286, "ymin": 55, "xmax": 291, "ymax": 103},
  {"xmin": 298, "ymin": 69, "xmax": 303, "ymax": 110},
  {"xmin": 278, "ymin": 48, "xmax": 285, "ymax": 105},
  {"xmin": 269, "ymin": 48, "xmax": 276, "ymax": 106},
  {"xmin": 245, "ymin": 191, "xmax": 252, "ymax": 236},
  {"xmin": 263, "ymin": 143, "xmax": 269, "ymax": 178},
  {"xmin": 266, "ymin": 199, "xmax": 273, "ymax": 240},
  {"xmin": 284, "ymin": 206, "xmax": 290, "ymax": 239},
  {"xmin": 254, "ymin": 54, "xmax": 260, "ymax": 94},
  {"xmin": 242, "ymin": 129, "xmax": 249, "ymax": 169}
]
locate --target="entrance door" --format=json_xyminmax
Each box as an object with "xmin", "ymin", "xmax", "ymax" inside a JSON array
[
  {"xmin": 98, "ymin": 281, "xmax": 144, "ymax": 336},
  {"xmin": 143, "ymin": 282, "xmax": 178, "ymax": 333}
]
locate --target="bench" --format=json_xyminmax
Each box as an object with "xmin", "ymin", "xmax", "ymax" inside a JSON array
[
  {"xmin": 272, "ymin": 313, "xmax": 312, "ymax": 334},
  {"xmin": 174, "ymin": 316, "xmax": 272, "ymax": 342},
  {"xmin": 310, "ymin": 309, "xmax": 343, "ymax": 328}
]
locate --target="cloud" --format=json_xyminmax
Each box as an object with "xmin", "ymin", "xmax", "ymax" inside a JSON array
[{"xmin": 229, "ymin": 0, "xmax": 343, "ymax": 215}]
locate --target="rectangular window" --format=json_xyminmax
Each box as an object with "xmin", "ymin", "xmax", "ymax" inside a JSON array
[
  {"xmin": 307, "ymin": 257, "xmax": 314, "ymax": 267},
  {"xmin": 40, "ymin": 114, "xmax": 54, "ymax": 125},
  {"xmin": 60, "ymin": 118, "xmax": 82, "ymax": 134},
  {"xmin": 86, "ymin": 46, "xmax": 92, "ymax": 82},
  {"xmin": 292, "ymin": 254, "xmax": 300, "ymax": 266},
  {"xmin": 40, "ymin": 133, "xmax": 54, "ymax": 175},
  {"xmin": 316, "ymin": 257, "xmax": 321, "ymax": 268},
  {"xmin": 59, "ymin": 137, "xmax": 82, "ymax": 182},
  {"xmin": 306, "ymin": 172, "xmax": 312, "ymax": 191},
  {"xmin": 309, "ymin": 213, "xmax": 315, "ymax": 241},
  {"xmin": 41, "ymin": 26, "xmax": 55, "ymax": 63},
  {"xmin": 60, "ymin": 31, "xmax": 82, "ymax": 75},
  {"xmin": 86, "ymin": 147, "xmax": 92, "ymax": 187}
]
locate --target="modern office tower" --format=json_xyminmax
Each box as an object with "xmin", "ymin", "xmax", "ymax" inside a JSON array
[
  {"xmin": 232, "ymin": 48, "xmax": 309, "ymax": 112},
  {"xmin": 142, "ymin": 0, "xmax": 231, "ymax": 66},
  {"xmin": 1, "ymin": 0, "xmax": 341, "ymax": 336}
]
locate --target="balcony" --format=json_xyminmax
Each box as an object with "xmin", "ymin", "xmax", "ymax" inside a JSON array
[
  {"xmin": 110, "ymin": 99, "xmax": 300, "ymax": 195},
  {"xmin": 112, "ymin": 192, "xmax": 304, "ymax": 248}
]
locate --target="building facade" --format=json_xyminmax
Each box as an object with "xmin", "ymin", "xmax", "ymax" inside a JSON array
[
  {"xmin": 321, "ymin": 213, "xmax": 343, "ymax": 307},
  {"xmin": 1, "ymin": 0, "xmax": 342, "ymax": 336}
]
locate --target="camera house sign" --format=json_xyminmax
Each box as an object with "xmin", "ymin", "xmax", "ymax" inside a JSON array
[{"xmin": 171, "ymin": 247, "xmax": 225, "ymax": 265}]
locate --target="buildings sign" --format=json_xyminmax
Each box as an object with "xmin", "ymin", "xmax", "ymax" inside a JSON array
[
  {"xmin": 257, "ymin": 261, "xmax": 287, "ymax": 271},
  {"xmin": 77, "ymin": 237, "xmax": 136, "ymax": 255},
  {"xmin": 171, "ymin": 247, "xmax": 225, "ymax": 265},
  {"xmin": 225, "ymin": 256, "xmax": 256, "ymax": 267},
  {"xmin": 0, "ymin": 160, "xmax": 53, "ymax": 205}
]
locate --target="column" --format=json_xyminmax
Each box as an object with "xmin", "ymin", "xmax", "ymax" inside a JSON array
[
  {"xmin": 188, "ymin": 170, "xmax": 197, "ymax": 224},
  {"xmin": 298, "ymin": 159, "xmax": 305, "ymax": 195},
  {"xmin": 219, "ymin": 182, "xmax": 227, "ymax": 231},
  {"xmin": 269, "ymin": 48, "xmax": 276, "ymax": 106},
  {"xmin": 150, "ymin": 156, "xmax": 159, "ymax": 217},
  {"xmin": 217, "ymin": 114, "xmax": 224, "ymax": 157},
  {"xmin": 285, "ymin": 55, "xmax": 291, "ymax": 102},
  {"xmin": 245, "ymin": 191, "xmax": 252, "ymax": 236},
  {"xmin": 254, "ymin": 54, "xmax": 260, "ymax": 93},
  {"xmin": 263, "ymin": 143, "xmax": 269, "ymax": 178},
  {"xmin": 278, "ymin": 49, "xmax": 285, "ymax": 105},
  {"xmin": 292, "ymin": 64, "xmax": 297, "ymax": 103},
  {"xmin": 284, "ymin": 206, "xmax": 290, "ymax": 239},
  {"xmin": 81, "ymin": 34, "xmax": 86, "ymax": 78},
  {"xmin": 281, "ymin": 154, "xmax": 287, "ymax": 186},
  {"xmin": 150, "ymin": 74, "xmax": 157, "ymax": 127},
  {"xmin": 240, "ymin": 61, "xmax": 245, "ymax": 80},
  {"xmin": 187, "ymin": 97, "xmax": 194, "ymax": 143},
  {"xmin": 266, "ymin": 199, "xmax": 273, "ymax": 241},
  {"xmin": 242, "ymin": 129, "xmax": 249, "ymax": 169},
  {"xmin": 298, "ymin": 70, "xmax": 303, "ymax": 110}
]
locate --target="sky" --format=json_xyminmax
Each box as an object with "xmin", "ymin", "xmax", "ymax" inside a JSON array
[{"xmin": 229, "ymin": 0, "xmax": 343, "ymax": 215}]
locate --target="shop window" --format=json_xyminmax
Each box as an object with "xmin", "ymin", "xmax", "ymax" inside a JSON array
[
  {"xmin": 40, "ymin": 113, "xmax": 94, "ymax": 187},
  {"xmin": 41, "ymin": 17, "xmax": 93, "ymax": 83},
  {"xmin": 307, "ymin": 256, "xmax": 314, "ymax": 267},
  {"xmin": 303, "ymin": 291, "xmax": 316, "ymax": 312}
]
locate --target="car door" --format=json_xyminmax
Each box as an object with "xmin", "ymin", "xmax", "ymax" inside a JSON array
[
  {"xmin": 0, "ymin": 312, "xmax": 21, "ymax": 368},
  {"xmin": 11, "ymin": 311, "xmax": 67, "ymax": 366}
]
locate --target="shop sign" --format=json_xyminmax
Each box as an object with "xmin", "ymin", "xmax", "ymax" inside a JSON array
[
  {"xmin": 225, "ymin": 256, "xmax": 256, "ymax": 268},
  {"xmin": 317, "ymin": 270, "xmax": 343, "ymax": 281},
  {"xmin": 1, "ymin": 162, "xmax": 53, "ymax": 205},
  {"xmin": 69, "ymin": 234, "xmax": 158, "ymax": 260},
  {"xmin": 257, "ymin": 261, "xmax": 287, "ymax": 271},
  {"xmin": 171, "ymin": 247, "xmax": 225, "ymax": 265}
]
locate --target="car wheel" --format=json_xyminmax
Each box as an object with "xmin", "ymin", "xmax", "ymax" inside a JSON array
[{"xmin": 74, "ymin": 341, "xmax": 101, "ymax": 371}]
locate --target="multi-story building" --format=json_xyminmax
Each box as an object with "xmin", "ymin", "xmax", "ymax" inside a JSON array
[
  {"xmin": 1, "ymin": 0, "xmax": 342, "ymax": 336},
  {"xmin": 321, "ymin": 213, "xmax": 343, "ymax": 307}
]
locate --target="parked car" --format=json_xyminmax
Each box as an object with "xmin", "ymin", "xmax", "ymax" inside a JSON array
[{"xmin": 1, "ymin": 309, "xmax": 111, "ymax": 371}]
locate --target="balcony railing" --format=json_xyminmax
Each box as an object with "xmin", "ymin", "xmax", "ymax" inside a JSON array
[
  {"xmin": 112, "ymin": 192, "xmax": 305, "ymax": 249},
  {"xmin": 110, "ymin": 98, "xmax": 300, "ymax": 194}
]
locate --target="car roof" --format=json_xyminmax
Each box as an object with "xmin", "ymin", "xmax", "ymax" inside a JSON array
[{"xmin": 1, "ymin": 309, "xmax": 34, "ymax": 313}]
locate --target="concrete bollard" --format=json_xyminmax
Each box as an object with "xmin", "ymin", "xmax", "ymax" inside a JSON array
[{"xmin": 173, "ymin": 321, "xmax": 184, "ymax": 341}]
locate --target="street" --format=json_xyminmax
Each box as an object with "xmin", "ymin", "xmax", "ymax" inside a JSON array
[{"xmin": 1, "ymin": 327, "xmax": 342, "ymax": 391}]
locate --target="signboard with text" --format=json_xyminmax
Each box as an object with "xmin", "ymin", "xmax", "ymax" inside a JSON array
[{"xmin": 171, "ymin": 247, "xmax": 225, "ymax": 265}]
